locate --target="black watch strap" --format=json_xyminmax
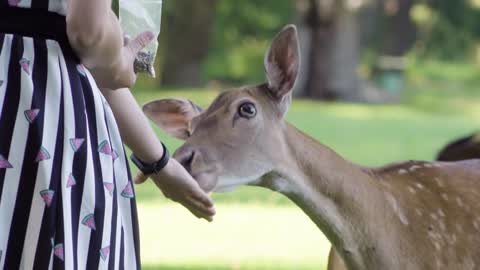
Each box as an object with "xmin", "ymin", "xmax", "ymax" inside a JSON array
[{"xmin": 130, "ymin": 142, "xmax": 170, "ymax": 175}]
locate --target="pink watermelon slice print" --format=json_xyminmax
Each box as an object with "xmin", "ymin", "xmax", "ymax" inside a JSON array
[
  {"xmin": 111, "ymin": 150, "xmax": 119, "ymax": 161},
  {"xmin": 121, "ymin": 182, "xmax": 134, "ymax": 198},
  {"xmin": 99, "ymin": 246, "xmax": 110, "ymax": 261},
  {"xmin": 8, "ymin": 0, "xmax": 21, "ymax": 7},
  {"xmin": 77, "ymin": 64, "xmax": 87, "ymax": 77},
  {"xmin": 98, "ymin": 140, "xmax": 113, "ymax": 156},
  {"xmin": 0, "ymin": 154, "xmax": 13, "ymax": 169},
  {"xmin": 103, "ymin": 182, "xmax": 114, "ymax": 196},
  {"xmin": 19, "ymin": 58, "xmax": 30, "ymax": 75},
  {"xmin": 53, "ymin": 243, "xmax": 64, "ymax": 261},
  {"xmin": 81, "ymin": 213, "xmax": 96, "ymax": 230},
  {"xmin": 35, "ymin": 147, "xmax": 51, "ymax": 162},
  {"xmin": 69, "ymin": 138, "xmax": 85, "ymax": 152},
  {"xmin": 40, "ymin": 189, "xmax": 55, "ymax": 207},
  {"xmin": 24, "ymin": 109, "xmax": 40, "ymax": 124},
  {"xmin": 67, "ymin": 173, "xmax": 76, "ymax": 188}
]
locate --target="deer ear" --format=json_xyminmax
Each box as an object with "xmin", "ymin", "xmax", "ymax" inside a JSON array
[
  {"xmin": 264, "ymin": 24, "xmax": 300, "ymax": 101},
  {"xmin": 142, "ymin": 98, "xmax": 203, "ymax": 140}
]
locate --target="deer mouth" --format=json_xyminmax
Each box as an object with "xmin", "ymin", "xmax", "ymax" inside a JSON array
[{"xmin": 191, "ymin": 170, "xmax": 219, "ymax": 193}]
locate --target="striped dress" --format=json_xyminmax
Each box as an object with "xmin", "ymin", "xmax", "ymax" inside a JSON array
[{"xmin": 0, "ymin": 1, "xmax": 140, "ymax": 269}]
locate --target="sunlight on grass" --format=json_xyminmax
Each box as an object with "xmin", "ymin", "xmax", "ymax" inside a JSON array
[{"xmin": 138, "ymin": 202, "xmax": 330, "ymax": 270}]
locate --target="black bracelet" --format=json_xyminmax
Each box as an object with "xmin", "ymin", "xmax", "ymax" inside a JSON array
[{"xmin": 130, "ymin": 142, "xmax": 170, "ymax": 175}]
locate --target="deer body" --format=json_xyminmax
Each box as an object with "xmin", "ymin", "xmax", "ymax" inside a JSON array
[{"xmin": 143, "ymin": 25, "xmax": 480, "ymax": 270}]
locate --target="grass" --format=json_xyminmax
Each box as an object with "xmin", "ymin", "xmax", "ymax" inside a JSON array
[{"xmin": 130, "ymin": 67, "xmax": 479, "ymax": 269}]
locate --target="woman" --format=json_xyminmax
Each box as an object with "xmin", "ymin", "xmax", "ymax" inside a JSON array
[{"xmin": 0, "ymin": 0, "xmax": 215, "ymax": 269}]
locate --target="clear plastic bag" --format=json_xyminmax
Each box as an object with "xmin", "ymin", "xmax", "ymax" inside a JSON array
[{"xmin": 119, "ymin": 0, "xmax": 163, "ymax": 77}]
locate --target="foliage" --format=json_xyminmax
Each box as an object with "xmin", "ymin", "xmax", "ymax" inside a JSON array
[{"xmin": 205, "ymin": 0, "xmax": 294, "ymax": 83}]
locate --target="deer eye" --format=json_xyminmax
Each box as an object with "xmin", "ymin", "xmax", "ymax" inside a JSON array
[{"xmin": 238, "ymin": 102, "xmax": 257, "ymax": 119}]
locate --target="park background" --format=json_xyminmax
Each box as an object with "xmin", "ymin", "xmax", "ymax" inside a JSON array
[{"xmin": 115, "ymin": 0, "xmax": 479, "ymax": 269}]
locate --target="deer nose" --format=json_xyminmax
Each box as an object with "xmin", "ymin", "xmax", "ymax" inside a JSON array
[{"xmin": 173, "ymin": 145, "xmax": 195, "ymax": 172}]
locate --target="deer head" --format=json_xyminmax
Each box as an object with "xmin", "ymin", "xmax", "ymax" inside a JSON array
[{"xmin": 143, "ymin": 25, "xmax": 300, "ymax": 193}]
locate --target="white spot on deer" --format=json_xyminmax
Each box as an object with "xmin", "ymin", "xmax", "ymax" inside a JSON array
[
  {"xmin": 409, "ymin": 165, "xmax": 421, "ymax": 172},
  {"xmin": 450, "ymin": 234, "xmax": 457, "ymax": 244},
  {"xmin": 434, "ymin": 178, "xmax": 445, "ymax": 188},
  {"xmin": 415, "ymin": 183, "xmax": 425, "ymax": 190},
  {"xmin": 415, "ymin": 209, "xmax": 423, "ymax": 217},
  {"xmin": 456, "ymin": 197, "xmax": 464, "ymax": 208},
  {"xmin": 424, "ymin": 164, "xmax": 433, "ymax": 168},
  {"xmin": 432, "ymin": 163, "xmax": 442, "ymax": 168},
  {"xmin": 398, "ymin": 169, "xmax": 407, "ymax": 175},
  {"xmin": 438, "ymin": 221, "xmax": 447, "ymax": 231},
  {"xmin": 474, "ymin": 220, "xmax": 480, "ymax": 231},
  {"xmin": 437, "ymin": 209, "xmax": 446, "ymax": 217},
  {"xmin": 434, "ymin": 242, "xmax": 442, "ymax": 251},
  {"xmin": 385, "ymin": 192, "xmax": 409, "ymax": 225},
  {"xmin": 408, "ymin": 186, "xmax": 416, "ymax": 194},
  {"xmin": 441, "ymin": 193, "xmax": 449, "ymax": 201},
  {"xmin": 430, "ymin": 213, "xmax": 438, "ymax": 220}
]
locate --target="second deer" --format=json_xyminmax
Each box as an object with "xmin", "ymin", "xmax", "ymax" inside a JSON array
[{"xmin": 143, "ymin": 25, "xmax": 480, "ymax": 270}]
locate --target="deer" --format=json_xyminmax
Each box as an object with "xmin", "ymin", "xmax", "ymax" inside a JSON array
[
  {"xmin": 437, "ymin": 133, "xmax": 480, "ymax": 162},
  {"xmin": 142, "ymin": 25, "xmax": 480, "ymax": 270}
]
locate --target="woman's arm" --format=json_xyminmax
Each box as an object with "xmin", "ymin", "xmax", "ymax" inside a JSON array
[
  {"xmin": 67, "ymin": 0, "xmax": 148, "ymax": 89},
  {"xmin": 67, "ymin": 0, "xmax": 122, "ymax": 70},
  {"xmin": 100, "ymin": 88, "xmax": 216, "ymax": 221}
]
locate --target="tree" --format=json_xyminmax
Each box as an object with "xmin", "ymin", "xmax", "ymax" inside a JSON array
[
  {"xmin": 160, "ymin": 0, "xmax": 217, "ymax": 87},
  {"xmin": 295, "ymin": 0, "xmax": 365, "ymax": 101}
]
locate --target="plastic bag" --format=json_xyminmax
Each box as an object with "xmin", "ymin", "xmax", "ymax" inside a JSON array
[{"xmin": 119, "ymin": 0, "xmax": 163, "ymax": 77}]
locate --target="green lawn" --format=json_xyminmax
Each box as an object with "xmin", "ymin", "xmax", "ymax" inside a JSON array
[{"xmin": 131, "ymin": 74, "xmax": 479, "ymax": 269}]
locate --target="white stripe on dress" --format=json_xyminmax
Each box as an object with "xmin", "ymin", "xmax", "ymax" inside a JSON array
[
  {"xmin": 48, "ymin": 0, "xmax": 67, "ymax": 15},
  {"xmin": 0, "ymin": 36, "xmax": 35, "ymax": 269},
  {"xmin": 19, "ymin": 39, "xmax": 62, "ymax": 270},
  {"xmin": 0, "ymin": 34, "xmax": 13, "ymax": 116},
  {"xmin": 77, "ymin": 100, "xmax": 97, "ymax": 270},
  {"xmin": 85, "ymin": 73, "xmax": 115, "ymax": 270},
  {"xmin": 57, "ymin": 45, "xmax": 76, "ymax": 270},
  {"xmin": 17, "ymin": 0, "xmax": 32, "ymax": 9},
  {"xmin": 105, "ymin": 103, "xmax": 137, "ymax": 270}
]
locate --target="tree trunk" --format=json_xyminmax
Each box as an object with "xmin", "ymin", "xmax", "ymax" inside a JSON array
[
  {"xmin": 297, "ymin": 0, "xmax": 362, "ymax": 101},
  {"xmin": 380, "ymin": 0, "xmax": 416, "ymax": 56},
  {"xmin": 161, "ymin": 0, "xmax": 217, "ymax": 87}
]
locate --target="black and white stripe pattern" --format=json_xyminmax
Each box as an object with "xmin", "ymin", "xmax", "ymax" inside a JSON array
[{"xmin": 0, "ymin": 1, "xmax": 140, "ymax": 269}]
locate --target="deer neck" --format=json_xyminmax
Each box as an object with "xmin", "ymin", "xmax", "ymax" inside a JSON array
[{"xmin": 260, "ymin": 123, "xmax": 385, "ymax": 269}]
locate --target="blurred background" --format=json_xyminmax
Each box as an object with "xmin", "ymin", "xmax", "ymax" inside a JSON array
[{"xmin": 116, "ymin": 0, "xmax": 479, "ymax": 269}]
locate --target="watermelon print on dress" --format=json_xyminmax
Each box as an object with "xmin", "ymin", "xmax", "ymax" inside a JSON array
[
  {"xmin": 111, "ymin": 150, "xmax": 119, "ymax": 161},
  {"xmin": 67, "ymin": 173, "xmax": 76, "ymax": 188},
  {"xmin": 121, "ymin": 182, "xmax": 134, "ymax": 199},
  {"xmin": 104, "ymin": 182, "xmax": 114, "ymax": 196},
  {"xmin": 24, "ymin": 109, "xmax": 40, "ymax": 124},
  {"xmin": 100, "ymin": 246, "xmax": 110, "ymax": 261},
  {"xmin": 19, "ymin": 58, "xmax": 31, "ymax": 75},
  {"xmin": 0, "ymin": 155, "xmax": 13, "ymax": 169},
  {"xmin": 40, "ymin": 189, "xmax": 55, "ymax": 207},
  {"xmin": 81, "ymin": 213, "xmax": 96, "ymax": 230},
  {"xmin": 8, "ymin": 0, "xmax": 21, "ymax": 7},
  {"xmin": 76, "ymin": 64, "xmax": 87, "ymax": 77},
  {"xmin": 35, "ymin": 147, "xmax": 51, "ymax": 162},
  {"xmin": 53, "ymin": 243, "xmax": 64, "ymax": 261},
  {"xmin": 69, "ymin": 138, "xmax": 85, "ymax": 152},
  {"xmin": 98, "ymin": 140, "xmax": 113, "ymax": 156}
]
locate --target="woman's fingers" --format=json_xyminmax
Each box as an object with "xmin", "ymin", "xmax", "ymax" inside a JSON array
[
  {"xmin": 134, "ymin": 172, "xmax": 149, "ymax": 184},
  {"xmin": 182, "ymin": 197, "xmax": 215, "ymax": 222},
  {"xmin": 190, "ymin": 186, "xmax": 214, "ymax": 208}
]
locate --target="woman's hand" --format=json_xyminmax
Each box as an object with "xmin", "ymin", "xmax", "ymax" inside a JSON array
[
  {"xmin": 135, "ymin": 159, "xmax": 216, "ymax": 222},
  {"xmin": 88, "ymin": 31, "xmax": 155, "ymax": 89}
]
